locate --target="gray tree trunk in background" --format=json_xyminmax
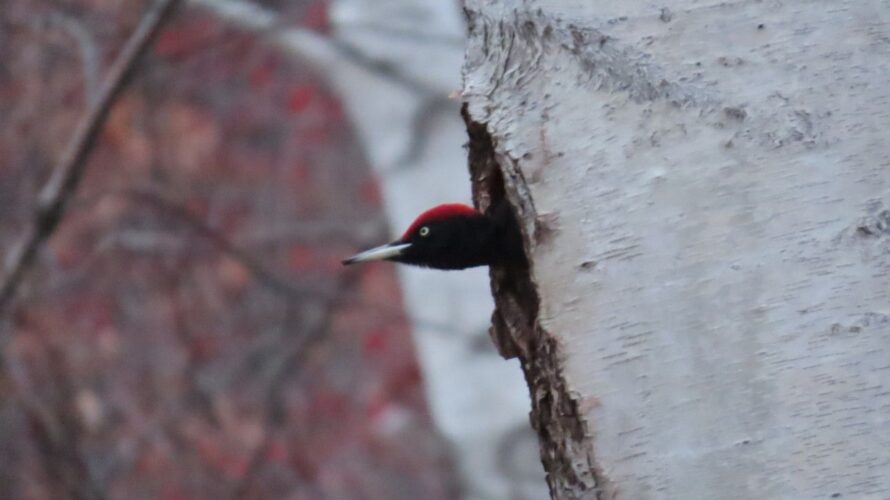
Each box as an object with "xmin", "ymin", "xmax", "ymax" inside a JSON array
[
  {"xmin": 191, "ymin": 1, "xmax": 550, "ymax": 498},
  {"xmin": 462, "ymin": 1, "xmax": 890, "ymax": 499}
]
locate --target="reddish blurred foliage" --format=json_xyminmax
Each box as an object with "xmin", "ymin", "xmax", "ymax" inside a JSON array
[
  {"xmin": 362, "ymin": 328, "xmax": 389, "ymax": 357},
  {"xmin": 154, "ymin": 16, "xmax": 222, "ymax": 60},
  {"xmin": 288, "ymin": 85, "xmax": 317, "ymax": 113},
  {"xmin": 303, "ymin": 0, "xmax": 331, "ymax": 33},
  {"xmin": 288, "ymin": 245, "xmax": 317, "ymax": 272},
  {"xmin": 359, "ymin": 178, "xmax": 384, "ymax": 205},
  {"xmin": 0, "ymin": 1, "xmax": 457, "ymax": 499}
]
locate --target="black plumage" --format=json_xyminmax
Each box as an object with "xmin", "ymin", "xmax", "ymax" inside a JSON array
[{"xmin": 343, "ymin": 200, "xmax": 525, "ymax": 270}]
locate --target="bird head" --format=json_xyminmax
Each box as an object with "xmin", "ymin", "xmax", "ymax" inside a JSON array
[{"xmin": 342, "ymin": 203, "xmax": 499, "ymax": 270}]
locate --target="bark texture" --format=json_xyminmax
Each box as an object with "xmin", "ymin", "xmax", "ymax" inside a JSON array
[{"xmin": 463, "ymin": 1, "xmax": 890, "ymax": 499}]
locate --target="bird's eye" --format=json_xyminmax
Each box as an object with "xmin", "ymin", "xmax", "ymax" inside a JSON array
[{"xmin": 419, "ymin": 226, "xmax": 430, "ymax": 237}]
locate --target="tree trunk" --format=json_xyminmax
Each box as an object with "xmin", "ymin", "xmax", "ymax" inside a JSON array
[{"xmin": 462, "ymin": 2, "xmax": 890, "ymax": 499}]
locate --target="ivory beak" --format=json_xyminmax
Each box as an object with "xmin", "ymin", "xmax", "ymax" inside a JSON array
[{"xmin": 342, "ymin": 242, "xmax": 411, "ymax": 265}]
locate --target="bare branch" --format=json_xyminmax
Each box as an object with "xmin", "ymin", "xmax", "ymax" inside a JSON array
[
  {"xmin": 49, "ymin": 12, "xmax": 102, "ymax": 103},
  {"xmin": 0, "ymin": 0, "xmax": 183, "ymax": 317},
  {"xmin": 189, "ymin": 0, "xmax": 442, "ymax": 96},
  {"xmin": 124, "ymin": 188, "xmax": 466, "ymax": 337},
  {"xmin": 385, "ymin": 94, "xmax": 455, "ymax": 172},
  {"xmin": 342, "ymin": 21, "xmax": 464, "ymax": 48},
  {"xmin": 234, "ymin": 272, "xmax": 359, "ymax": 498},
  {"xmin": 124, "ymin": 187, "xmax": 339, "ymax": 301},
  {"xmin": 6, "ymin": 341, "xmax": 106, "ymax": 500}
]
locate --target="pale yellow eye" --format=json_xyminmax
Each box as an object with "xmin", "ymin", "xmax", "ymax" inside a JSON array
[{"xmin": 419, "ymin": 226, "xmax": 430, "ymax": 237}]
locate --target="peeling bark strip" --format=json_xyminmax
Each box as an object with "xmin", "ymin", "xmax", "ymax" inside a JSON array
[{"xmin": 465, "ymin": 109, "xmax": 607, "ymax": 499}]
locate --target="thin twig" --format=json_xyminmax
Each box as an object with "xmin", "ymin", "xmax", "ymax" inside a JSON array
[
  {"xmin": 125, "ymin": 187, "xmax": 338, "ymax": 300},
  {"xmin": 50, "ymin": 12, "xmax": 102, "ymax": 104},
  {"xmin": 31, "ymin": 346, "xmax": 107, "ymax": 500},
  {"xmin": 189, "ymin": 0, "xmax": 443, "ymax": 97},
  {"xmin": 234, "ymin": 271, "xmax": 359, "ymax": 498},
  {"xmin": 127, "ymin": 187, "xmax": 465, "ymax": 336},
  {"xmin": 0, "ymin": 0, "xmax": 183, "ymax": 317}
]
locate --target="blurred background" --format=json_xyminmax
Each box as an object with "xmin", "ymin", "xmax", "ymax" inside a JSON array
[{"xmin": 0, "ymin": 0, "xmax": 546, "ymax": 499}]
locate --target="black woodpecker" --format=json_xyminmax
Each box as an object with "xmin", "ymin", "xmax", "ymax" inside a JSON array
[{"xmin": 342, "ymin": 201, "xmax": 525, "ymax": 270}]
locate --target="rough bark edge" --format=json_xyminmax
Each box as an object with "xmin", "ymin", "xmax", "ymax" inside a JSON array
[{"xmin": 463, "ymin": 106, "xmax": 612, "ymax": 500}]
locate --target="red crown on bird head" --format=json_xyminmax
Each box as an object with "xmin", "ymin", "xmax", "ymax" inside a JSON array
[{"xmin": 401, "ymin": 203, "xmax": 479, "ymax": 240}]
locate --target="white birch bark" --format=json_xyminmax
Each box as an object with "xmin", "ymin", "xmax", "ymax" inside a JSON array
[{"xmin": 463, "ymin": 1, "xmax": 890, "ymax": 499}]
